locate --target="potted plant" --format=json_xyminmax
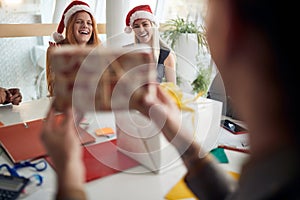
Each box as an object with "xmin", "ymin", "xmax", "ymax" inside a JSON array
[
  {"xmin": 161, "ymin": 16, "xmax": 208, "ymax": 52},
  {"xmin": 161, "ymin": 16, "xmax": 212, "ymax": 96},
  {"xmin": 191, "ymin": 66, "xmax": 211, "ymax": 96}
]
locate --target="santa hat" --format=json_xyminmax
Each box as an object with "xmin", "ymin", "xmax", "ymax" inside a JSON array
[
  {"xmin": 52, "ymin": 0, "xmax": 93, "ymax": 43},
  {"xmin": 124, "ymin": 5, "xmax": 159, "ymax": 34}
]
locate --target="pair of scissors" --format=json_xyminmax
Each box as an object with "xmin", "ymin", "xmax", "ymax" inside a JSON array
[
  {"xmin": 0, "ymin": 159, "xmax": 47, "ymax": 186},
  {"xmin": 13, "ymin": 160, "xmax": 47, "ymax": 172}
]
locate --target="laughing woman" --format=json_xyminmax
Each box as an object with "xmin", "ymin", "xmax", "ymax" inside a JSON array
[
  {"xmin": 46, "ymin": 0, "xmax": 101, "ymax": 97},
  {"xmin": 124, "ymin": 5, "xmax": 176, "ymax": 84}
]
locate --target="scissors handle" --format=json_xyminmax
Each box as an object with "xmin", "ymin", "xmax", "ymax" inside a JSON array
[
  {"xmin": 32, "ymin": 160, "xmax": 48, "ymax": 171},
  {"xmin": 0, "ymin": 164, "xmax": 20, "ymax": 177},
  {"xmin": 14, "ymin": 160, "xmax": 47, "ymax": 172}
]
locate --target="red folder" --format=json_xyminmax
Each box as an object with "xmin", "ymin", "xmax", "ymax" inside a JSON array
[
  {"xmin": 0, "ymin": 115, "xmax": 95, "ymax": 164},
  {"xmin": 46, "ymin": 139, "xmax": 140, "ymax": 182}
]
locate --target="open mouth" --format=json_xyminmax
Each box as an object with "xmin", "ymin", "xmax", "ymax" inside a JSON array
[
  {"xmin": 79, "ymin": 30, "xmax": 89, "ymax": 35},
  {"xmin": 139, "ymin": 33, "xmax": 148, "ymax": 37}
]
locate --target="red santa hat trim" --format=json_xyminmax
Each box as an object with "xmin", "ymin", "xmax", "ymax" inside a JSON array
[
  {"xmin": 124, "ymin": 5, "xmax": 159, "ymax": 34},
  {"xmin": 52, "ymin": 1, "xmax": 93, "ymax": 43}
]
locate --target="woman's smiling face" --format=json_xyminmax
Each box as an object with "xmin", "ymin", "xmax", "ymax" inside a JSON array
[
  {"xmin": 132, "ymin": 19, "xmax": 153, "ymax": 44},
  {"xmin": 73, "ymin": 11, "xmax": 93, "ymax": 46}
]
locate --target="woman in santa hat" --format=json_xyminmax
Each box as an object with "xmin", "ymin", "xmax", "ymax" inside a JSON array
[
  {"xmin": 124, "ymin": 5, "xmax": 177, "ymax": 84},
  {"xmin": 46, "ymin": 0, "xmax": 101, "ymax": 97}
]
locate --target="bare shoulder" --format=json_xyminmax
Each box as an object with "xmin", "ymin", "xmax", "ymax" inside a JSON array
[{"xmin": 164, "ymin": 50, "xmax": 176, "ymax": 69}]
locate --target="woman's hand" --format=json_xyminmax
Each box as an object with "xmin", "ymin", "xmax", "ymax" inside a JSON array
[
  {"xmin": 8, "ymin": 88, "xmax": 22, "ymax": 105},
  {"xmin": 0, "ymin": 87, "xmax": 22, "ymax": 105},
  {"xmin": 0, "ymin": 87, "xmax": 9, "ymax": 104}
]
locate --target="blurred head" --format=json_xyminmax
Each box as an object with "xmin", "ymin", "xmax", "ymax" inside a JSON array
[{"xmin": 205, "ymin": 0, "xmax": 298, "ymax": 139}]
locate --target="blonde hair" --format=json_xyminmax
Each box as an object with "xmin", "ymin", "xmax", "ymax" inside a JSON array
[{"xmin": 134, "ymin": 21, "xmax": 171, "ymax": 64}]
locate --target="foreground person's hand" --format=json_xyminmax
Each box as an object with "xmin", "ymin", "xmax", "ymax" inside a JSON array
[{"xmin": 40, "ymin": 107, "xmax": 86, "ymax": 199}]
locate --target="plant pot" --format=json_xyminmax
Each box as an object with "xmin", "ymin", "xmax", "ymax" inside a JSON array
[{"xmin": 174, "ymin": 33, "xmax": 199, "ymax": 83}]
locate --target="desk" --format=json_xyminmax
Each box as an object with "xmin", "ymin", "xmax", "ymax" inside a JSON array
[{"xmin": 0, "ymin": 98, "xmax": 249, "ymax": 200}]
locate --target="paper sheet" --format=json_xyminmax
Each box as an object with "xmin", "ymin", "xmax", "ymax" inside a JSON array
[{"xmin": 165, "ymin": 171, "xmax": 240, "ymax": 200}]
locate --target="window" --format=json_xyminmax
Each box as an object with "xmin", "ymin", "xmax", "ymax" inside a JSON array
[{"xmin": 159, "ymin": 0, "xmax": 207, "ymax": 23}]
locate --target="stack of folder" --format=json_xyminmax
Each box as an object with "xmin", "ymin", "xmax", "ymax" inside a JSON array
[
  {"xmin": 0, "ymin": 115, "xmax": 140, "ymax": 182},
  {"xmin": 0, "ymin": 115, "xmax": 95, "ymax": 163}
]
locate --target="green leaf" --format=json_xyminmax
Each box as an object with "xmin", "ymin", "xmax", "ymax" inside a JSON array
[{"xmin": 161, "ymin": 16, "xmax": 208, "ymax": 50}]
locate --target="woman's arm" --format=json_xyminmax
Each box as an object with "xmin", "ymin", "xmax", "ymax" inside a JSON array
[{"xmin": 164, "ymin": 51, "xmax": 177, "ymax": 84}]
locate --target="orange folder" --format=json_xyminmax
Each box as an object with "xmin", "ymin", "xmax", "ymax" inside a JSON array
[
  {"xmin": 46, "ymin": 139, "xmax": 140, "ymax": 182},
  {"xmin": 0, "ymin": 115, "xmax": 95, "ymax": 164}
]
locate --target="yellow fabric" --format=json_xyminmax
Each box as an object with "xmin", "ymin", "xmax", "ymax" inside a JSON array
[
  {"xmin": 165, "ymin": 171, "xmax": 240, "ymax": 200},
  {"xmin": 159, "ymin": 82, "xmax": 203, "ymax": 136},
  {"xmin": 160, "ymin": 82, "xmax": 201, "ymax": 112},
  {"xmin": 227, "ymin": 171, "xmax": 240, "ymax": 180}
]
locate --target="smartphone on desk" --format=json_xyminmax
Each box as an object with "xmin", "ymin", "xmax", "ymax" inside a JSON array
[{"xmin": 221, "ymin": 119, "xmax": 248, "ymax": 134}]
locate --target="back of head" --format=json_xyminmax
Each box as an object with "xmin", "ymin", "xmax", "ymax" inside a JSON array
[{"xmin": 231, "ymin": 0, "xmax": 299, "ymax": 140}]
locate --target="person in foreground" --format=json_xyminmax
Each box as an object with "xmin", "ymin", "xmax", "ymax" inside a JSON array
[
  {"xmin": 41, "ymin": 107, "xmax": 86, "ymax": 200},
  {"xmin": 41, "ymin": 0, "xmax": 300, "ymax": 200},
  {"xmin": 0, "ymin": 87, "xmax": 22, "ymax": 105},
  {"xmin": 124, "ymin": 5, "xmax": 177, "ymax": 84},
  {"xmin": 46, "ymin": 0, "xmax": 101, "ymax": 97}
]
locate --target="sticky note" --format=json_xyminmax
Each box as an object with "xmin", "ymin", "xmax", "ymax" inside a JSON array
[{"xmin": 95, "ymin": 127, "xmax": 115, "ymax": 137}]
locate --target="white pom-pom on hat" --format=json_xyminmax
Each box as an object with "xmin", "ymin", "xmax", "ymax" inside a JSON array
[
  {"xmin": 52, "ymin": 32, "xmax": 64, "ymax": 43},
  {"xmin": 124, "ymin": 26, "xmax": 132, "ymax": 33}
]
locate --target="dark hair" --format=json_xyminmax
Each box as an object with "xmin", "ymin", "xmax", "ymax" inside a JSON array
[{"xmin": 232, "ymin": 0, "xmax": 299, "ymax": 137}]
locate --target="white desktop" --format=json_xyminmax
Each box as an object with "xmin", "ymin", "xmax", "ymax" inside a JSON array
[{"xmin": 0, "ymin": 97, "xmax": 249, "ymax": 200}]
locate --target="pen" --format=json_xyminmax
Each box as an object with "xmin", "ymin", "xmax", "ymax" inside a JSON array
[
  {"xmin": 218, "ymin": 145, "xmax": 250, "ymax": 154},
  {"xmin": 23, "ymin": 122, "xmax": 28, "ymax": 128}
]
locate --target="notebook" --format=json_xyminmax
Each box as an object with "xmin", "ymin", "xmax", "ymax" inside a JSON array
[
  {"xmin": 0, "ymin": 114, "xmax": 95, "ymax": 163},
  {"xmin": 46, "ymin": 139, "xmax": 140, "ymax": 182}
]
